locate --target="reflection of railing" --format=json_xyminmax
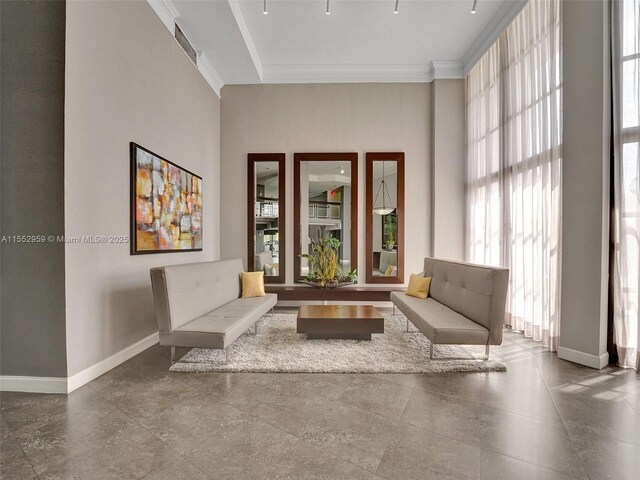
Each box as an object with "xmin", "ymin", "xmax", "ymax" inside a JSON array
[
  {"xmin": 256, "ymin": 201, "xmax": 278, "ymax": 218},
  {"xmin": 308, "ymin": 203, "xmax": 341, "ymax": 220}
]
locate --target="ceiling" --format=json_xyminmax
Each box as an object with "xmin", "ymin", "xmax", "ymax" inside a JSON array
[
  {"xmin": 305, "ymin": 160, "xmax": 352, "ymax": 193},
  {"xmin": 163, "ymin": 0, "xmax": 526, "ymax": 89}
]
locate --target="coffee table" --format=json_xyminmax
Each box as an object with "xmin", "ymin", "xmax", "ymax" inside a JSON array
[{"xmin": 296, "ymin": 305, "xmax": 384, "ymax": 340}]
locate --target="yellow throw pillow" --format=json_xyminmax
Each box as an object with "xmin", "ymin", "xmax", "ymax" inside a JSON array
[
  {"xmin": 384, "ymin": 265, "xmax": 396, "ymax": 276},
  {"xmin": 406, "ymin": 274, "xmax": 431, "ymax": 299},
  {"xmin": 241, "ymin": 271, "xmax": 266, "ymax": 298}
]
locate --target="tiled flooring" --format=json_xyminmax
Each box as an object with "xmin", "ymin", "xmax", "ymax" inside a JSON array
[{"xmin": 1, "ymin": 326, "xmax": 638, "ymax": 480}]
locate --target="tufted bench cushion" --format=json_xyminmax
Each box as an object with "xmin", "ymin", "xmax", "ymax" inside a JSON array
[
  {"xmin": 391, "ymin": 258, "xmax": 509, "ymax": 347},
  {"xmin": 151, "ymin": 259, "xmax": 277, "ymax": 351},
  {"xmin": 390, "ymin": 294, "xmax": 490, "ymax": 345}
]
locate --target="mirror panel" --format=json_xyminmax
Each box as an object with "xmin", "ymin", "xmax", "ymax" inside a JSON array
[
  {"xmin": 294, "ymin": 153, "xmax": 358, "ymax": 283},
  {"xmin": 248, "ymin": 153, "xmax": 285, "ymax": 283},
  {"xmin": 366, "ymin": 153, "xmax": 404, "ymax": 283}
]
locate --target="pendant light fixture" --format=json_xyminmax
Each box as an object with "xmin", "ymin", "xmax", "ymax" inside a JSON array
[
  {"xmin": 326, "ymin": 0, "xmax": 331, "ymax": 15},
  {"xmin": 373, "ymin": 162, "xmax": 395, "ymax": 216},
  {"xmin": 263, "ymin": 0, "xmax": 268, "ymax": 15},
  {"xmin": 471, "ymin": 0, "xmax": 478, "ymax": 14},
  {"xmin": 394, "ymin": 0, "xmax": 399, "ymax": 14}
]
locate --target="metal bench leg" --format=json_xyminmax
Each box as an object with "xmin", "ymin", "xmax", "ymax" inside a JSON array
[
  {"xmin": 406, "ymin": 318, "xmax": 409, "ymax": 333},
  {"xmin": 170, "ymin": 346, "xmax": 176, "ymax": 364},
  {"xmin": 485, "ymin": 345, "xmax": 490, "ymax": 361},
  {"xmin": 430, "ymin": 343, "xmax": 434, "ymax": 360}
]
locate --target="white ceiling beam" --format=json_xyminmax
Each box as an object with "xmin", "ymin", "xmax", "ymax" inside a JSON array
[
  {"xmin": 461, "ymin": 0, "xmax": 528, "ymax": 75},
  {"xmin": 146, "ymin": 0, "xmax": 224, "ymax": 98},
  {"xmin": 227, "ymin": 0, "xmax": 264, "ymax": 82},
  {"xmin": 147, "ymin": 0, "xmax": 180, "ymax": 34}
]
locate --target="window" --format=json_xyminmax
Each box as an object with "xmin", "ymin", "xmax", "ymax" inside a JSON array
[{"xmin": 466, "ymin": 0, "xmax": 562, "ymax": 350}]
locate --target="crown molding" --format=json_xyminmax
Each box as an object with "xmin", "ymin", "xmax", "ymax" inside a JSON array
[
  {"xmin": 197, "ymin": 52, "xmax": 224, "ymax": 97},
  {"xmin": 147, "ymin": 0, "xmax": 180, "ymax": 34},
  {"xmin": 262, "ymin": 64, "xmax": 432, "ymax": 84},
  {"xmin": 429, "ymin": 61, "xmax": 464, "ymax": 79},
  {"xmin": 227, "ymin": 0, "xmax": 264, "ymax": 81},
  {"xmin": 462, "ymin": 0, "xmax": 527, "ymax": 75},
  {"xmin": 147, "ymin": 0, "xmax": 223, "ymax": 98}
]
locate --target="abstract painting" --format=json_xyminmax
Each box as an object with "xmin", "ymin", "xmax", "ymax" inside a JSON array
[{"xmin": 130, "ymin": 142, "xmax": 203, "ymax": 254}]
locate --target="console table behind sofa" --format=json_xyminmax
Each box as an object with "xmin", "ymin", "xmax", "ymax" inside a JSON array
[{"xmin": 265, "ymin": 285, "xmax": 404, "ymax": 302}]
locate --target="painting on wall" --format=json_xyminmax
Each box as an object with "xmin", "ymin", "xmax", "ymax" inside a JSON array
[{"xmin": 130, "ymin": 142, "xmax": 203, "ymax": 254}]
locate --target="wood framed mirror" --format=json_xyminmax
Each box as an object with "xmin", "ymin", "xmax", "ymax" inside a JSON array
[
  {"xmin": 248, "ymin": 153, "xmax": 286, "ymax": 283},
  {"xmin": 366, "ymin": 152, "xmax": 405, "ymax": 284},
  {"xmin": 294, "ymin": 153, "xmax": 358, "ymax": 283}
]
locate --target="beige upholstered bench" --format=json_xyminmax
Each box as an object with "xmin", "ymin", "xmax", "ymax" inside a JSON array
[
  {"xmin": 150, "ymin": 259, "xmax": 277, "ymax": 363},
  {"xmin": 391, "ymin": 258, "xmax": 509, "ymax": 360}
]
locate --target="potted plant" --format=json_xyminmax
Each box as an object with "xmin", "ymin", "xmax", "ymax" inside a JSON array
[
  {"xmin": 300, "ymin": 235, "xmax": 357, "ymax": 288},
  {"xmin": 386, "ymin": 231, "xmax": 395, "ymax": 251}
]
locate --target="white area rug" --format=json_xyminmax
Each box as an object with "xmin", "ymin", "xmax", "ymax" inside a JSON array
[{"xmin": 170, "ymin": 312, "xmax": 506, "ymax": 374}]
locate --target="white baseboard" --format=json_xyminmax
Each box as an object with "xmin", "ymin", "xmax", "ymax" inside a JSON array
[
  {"xmin": 1, "ymin": 332, "xmax": 159, "ymax": 394},
  {"xmin": 558, "ymin": 346, "xmax": 609, "ymax": 369},
  {"xmin": 0, "ymin": 376, "xmax": 68, "ymax": 394},
  {"xmin": 67, "ymin": 332, "xmax": 159, "ymax": 393}
]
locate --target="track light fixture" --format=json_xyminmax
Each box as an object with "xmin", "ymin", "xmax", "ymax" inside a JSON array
[
  {"xmin": 471, "ymin": 0, "xmax": 478, "ymax": 14},
  {"xmin": 262, "ymin": 0, "xmax": 409, "ymax": 16}
]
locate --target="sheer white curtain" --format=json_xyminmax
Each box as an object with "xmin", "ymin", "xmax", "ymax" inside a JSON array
[
  {"xmin": 466, "ymin": 0, "xmax": 562, "ymax": 351},
  {"xmin": 466, "ymin": 42, "xmax": 502, "ymax": 266},
  {"xmin": 611, "ymin": 0, "xmax": 640, "ymax": 370}
]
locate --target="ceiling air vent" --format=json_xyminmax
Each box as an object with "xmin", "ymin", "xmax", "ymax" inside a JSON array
[{"xmin": 175, "ymin": 23, "xmax": 197, "ymax": 66}]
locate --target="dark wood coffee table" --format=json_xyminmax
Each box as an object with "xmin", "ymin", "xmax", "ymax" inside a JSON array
[{"xmin": 296, "ymin": 305, "xmax": 384, "ymax": 340}]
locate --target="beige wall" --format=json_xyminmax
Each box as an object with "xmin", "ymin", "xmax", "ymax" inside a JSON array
[
  {"xmin": 220, "ymin": 83, "xmax": 432, "ymax": 285},
  {"xmin": 559, "ymin": 0, "xmax": 610, "ymax": 368},
  {"xmin": 431, "ymin": 79, "xmax": 466, "ymax": 261},
  {"xmin": 65, "ymin": 0, "xmax": 220, "ymax": 377}
]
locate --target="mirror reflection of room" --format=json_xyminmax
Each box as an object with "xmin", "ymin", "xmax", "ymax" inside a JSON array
[
  {"xmin": 300, "ymin": 161, "xmax": 352, "ymax": 277},
  {"xmin": 372, "ymin": 160, "xmax": 398, "ymax": 277},
  {"xmin": 254, "ymin": 161, "xmax": 279, "ymax": 277}
]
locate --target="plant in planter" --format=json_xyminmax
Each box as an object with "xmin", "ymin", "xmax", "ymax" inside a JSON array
[
  {"xmin": 300, "ymin": 235, "xmax": 357, "ymax": 288},
  {"xmin": 386, "ymin": 231, "xmax": 395, "ymax": 251}
]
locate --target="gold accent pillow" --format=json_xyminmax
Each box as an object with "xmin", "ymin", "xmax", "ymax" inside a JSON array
[
  {"xmin": 406, "ymin": 274, "xmax": 431, "ymax": 299},
  {"xmin": 384, "ymin": 265, "xmax": 397, "ymax": 276},
  {"xmin": 241, "ymin": 271, "xmax": 266, "ymax": 298}
]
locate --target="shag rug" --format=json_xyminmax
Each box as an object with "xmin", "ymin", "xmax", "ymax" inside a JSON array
[{"xmin": 169, "ymin": 312, "xmax": 506, "ymax": 374}]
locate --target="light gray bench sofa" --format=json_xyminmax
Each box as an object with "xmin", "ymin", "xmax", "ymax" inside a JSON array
[
  {"xmin": 391, "ymin": 258, "xmax": 509, "ymax": 360},
  {"xmin": 150, "ymin": 259, "xmax": 277, "ymax": 363}
]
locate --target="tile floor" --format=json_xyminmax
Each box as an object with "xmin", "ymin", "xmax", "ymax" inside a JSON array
[{"xmin": 1, "ymin": 323, "xmax": 638, "ymax": 480}]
